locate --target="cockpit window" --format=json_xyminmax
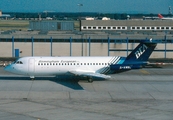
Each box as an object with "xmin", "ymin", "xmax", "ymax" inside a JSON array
[{"xmin": 16, "ymin": 61, "xmax": 23, "ymax": 64}]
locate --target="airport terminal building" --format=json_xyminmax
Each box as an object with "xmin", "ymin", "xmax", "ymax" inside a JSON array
[{"xmin": 81, "ymin": 20, "xmax": 173, "ymax": 31}]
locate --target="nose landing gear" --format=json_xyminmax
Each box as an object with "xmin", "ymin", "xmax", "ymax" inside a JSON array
[{"xmin": 30, "ymin": 76, "xmax": 35, "ymax": 80}]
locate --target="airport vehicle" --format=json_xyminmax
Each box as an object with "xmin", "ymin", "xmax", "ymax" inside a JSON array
[
  {"xmin": 4, "ymin": 40, "xmax": 157, "ymax": 82},
  {"xmin": 158, "ymin": 14, "xmax": 173, "ymax": 20}
]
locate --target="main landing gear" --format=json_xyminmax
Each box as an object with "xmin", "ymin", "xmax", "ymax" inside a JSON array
[{"xmin": 87, "ymin": 77, "xmax": 93, "ymax": 83}]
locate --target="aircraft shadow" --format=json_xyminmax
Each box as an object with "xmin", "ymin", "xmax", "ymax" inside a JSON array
[{"xmin": 0, "ymin": 76, "xmax": 85, "ymax": 90}]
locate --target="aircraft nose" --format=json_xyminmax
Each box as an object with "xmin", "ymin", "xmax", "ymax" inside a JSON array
[{"xmin": 4, "ymin": 64, "xmax": 13, "ymax": 73}]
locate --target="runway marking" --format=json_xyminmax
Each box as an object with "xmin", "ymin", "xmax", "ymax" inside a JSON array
[{"xmin": 140, "ymin": 69, "xmax": 150, "ymax": 74}]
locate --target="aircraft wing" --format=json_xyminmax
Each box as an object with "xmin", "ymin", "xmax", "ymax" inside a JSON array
[{"xmin": 68, "ymin": 69, "xmax": 111, "ymax": 79}]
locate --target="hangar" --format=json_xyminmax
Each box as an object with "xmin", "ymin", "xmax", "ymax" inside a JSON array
[{"xmin": 29, "ymin": 21, "xmax": 74, "ymax": 31}]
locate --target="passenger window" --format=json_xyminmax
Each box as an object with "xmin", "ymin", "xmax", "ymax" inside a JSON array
[{"xmin": 19, "ymin": 61, "xmax": 23, "ymax": 64}]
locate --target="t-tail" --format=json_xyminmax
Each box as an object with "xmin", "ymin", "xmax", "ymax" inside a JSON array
[{"xmin": 110, "ymin": 40, "xmax": 157, "ymax": 70}]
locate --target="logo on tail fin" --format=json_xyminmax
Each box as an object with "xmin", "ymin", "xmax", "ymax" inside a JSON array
[{"xmin": 135, "ymin": 44, "xmax": 148, "ymax": 59}]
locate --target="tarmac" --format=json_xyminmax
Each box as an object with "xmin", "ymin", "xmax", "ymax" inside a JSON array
[{"xmin": 0, "ymin": 66, "xmax": 173, "ymax": 120}]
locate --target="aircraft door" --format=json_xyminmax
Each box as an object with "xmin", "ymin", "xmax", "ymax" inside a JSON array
[{"xmin": 28, "ymin": 58, "xmax": 35, "ymax": 74}]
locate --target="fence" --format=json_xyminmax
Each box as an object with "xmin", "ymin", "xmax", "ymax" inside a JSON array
[{"xmin": 1, "ymin": 36, "xmax": 173, "ymax": 58}]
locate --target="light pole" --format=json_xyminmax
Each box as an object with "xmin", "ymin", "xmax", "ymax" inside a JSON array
[
  {"xmin": 77, "ymin": 3, "xmax": 84, "ymax": 56},
  {"xmin": 77, "ymin": 3, "xmax": 83, "ymax": 20},
  {"xmin": 77, "ymin": 3, "xmax": 83, "ymax": 31}
]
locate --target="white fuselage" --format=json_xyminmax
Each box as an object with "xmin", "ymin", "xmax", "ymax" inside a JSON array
[
  {"xmin": 161, "ymin": 18, "xmax": 173, "ymax": 20},
  {"xmin": 5, "ymin": 56, "xmax": 123, "ymax": 78}
]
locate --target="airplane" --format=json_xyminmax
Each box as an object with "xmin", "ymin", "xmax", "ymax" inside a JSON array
[
  {"xmin": 158, "ymin": 14, "xmax": 173, "ymax": 20},
  {"xmin": 4, "ymin": 40, "xmax": 157, "ymax": 82},
  {"xmin": 143, "ymin": 15, "xmax": 159, "ymax": 20}
]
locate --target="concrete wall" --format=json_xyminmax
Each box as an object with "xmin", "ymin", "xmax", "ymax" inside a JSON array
[{"xmin": 0, "ymin": 42, "xmax": 172, "ymax": 58}]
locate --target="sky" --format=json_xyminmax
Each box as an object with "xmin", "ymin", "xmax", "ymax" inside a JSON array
[{"xmin": 0, "ymin": 0, "xmax": 173, "ymax": 14}]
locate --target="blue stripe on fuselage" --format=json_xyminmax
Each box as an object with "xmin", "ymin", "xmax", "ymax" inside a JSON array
[{"xmin": 117, "ymin": 57, "xmax": 126, "ymax": 64}]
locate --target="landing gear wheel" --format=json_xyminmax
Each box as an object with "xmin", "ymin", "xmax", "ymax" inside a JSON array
[{"xmin": 88, "ymin": 78, "xmax": 93, "ymax": 83}]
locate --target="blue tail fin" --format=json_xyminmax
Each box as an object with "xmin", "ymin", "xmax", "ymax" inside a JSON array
[
  {"xmin": 110, "ymin": 40, "xmax": 157, "ymax": 71},
  {"xmin": 124, "ymin": 40, "xmax": 157, "ymax": 65}
]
